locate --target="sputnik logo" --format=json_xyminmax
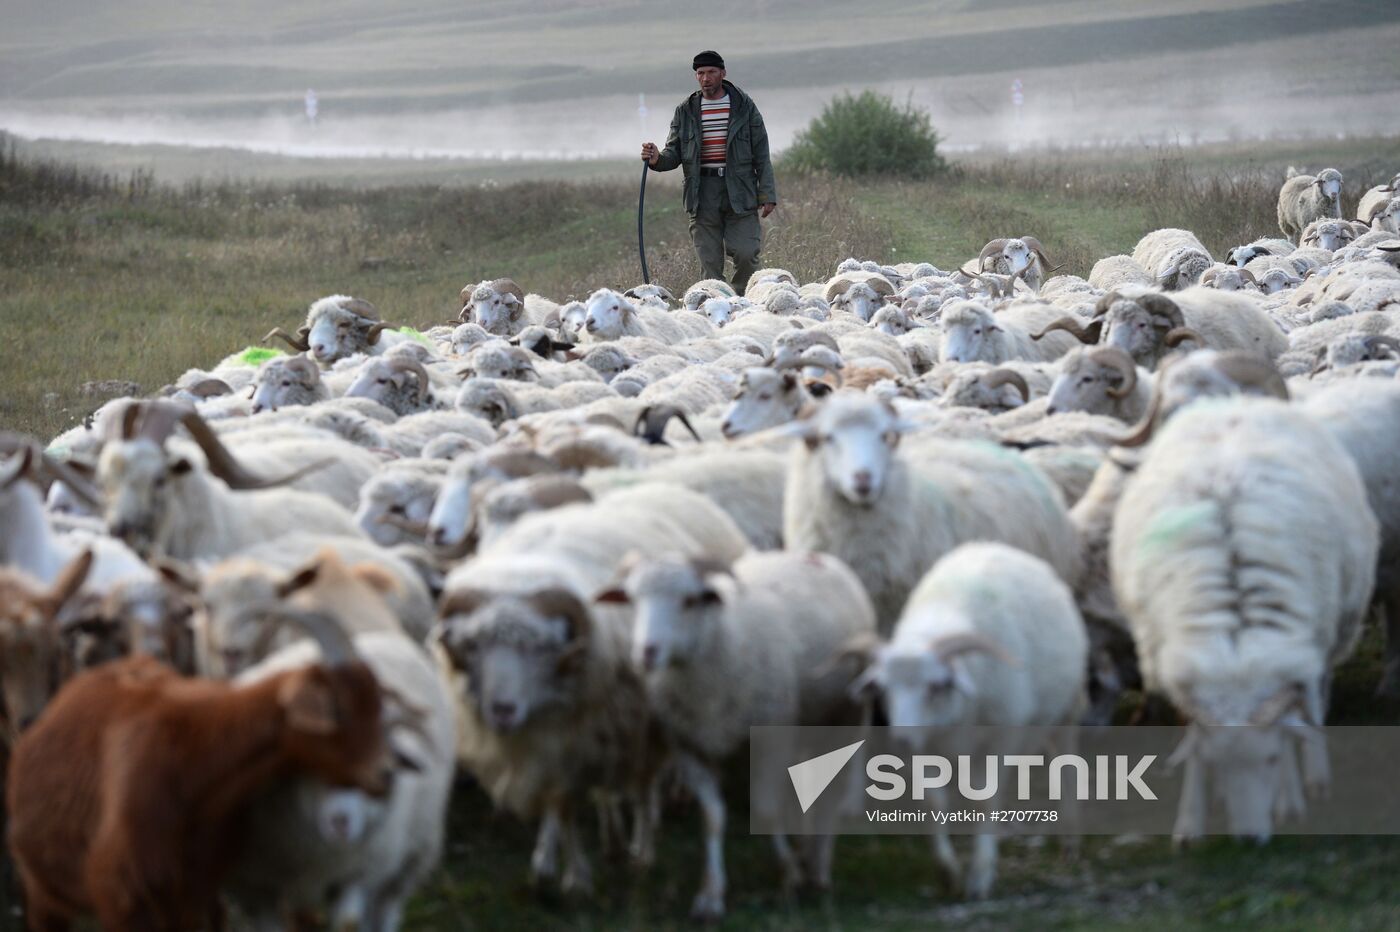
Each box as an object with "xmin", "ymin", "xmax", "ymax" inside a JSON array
[{"xmin": 787, "ymin": 740, "xmax": 865, "ymax": 813}]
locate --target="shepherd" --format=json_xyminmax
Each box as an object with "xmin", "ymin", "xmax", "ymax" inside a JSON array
[{"xmin": 641, "ymin": 51, "xmax": 778, "ymax": 296}]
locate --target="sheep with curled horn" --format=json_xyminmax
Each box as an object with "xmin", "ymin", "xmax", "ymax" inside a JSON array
[
  {"xmin": 1036, "ymin": 288, "xmax": 1287, "ymax": 369},
  {"xmin": 96, "ymin": 399, "xmax": 363, "ymax": 560},
  {"xmin": 264, "ymin": 295, "xmax": 402, "ymax": 366},
  {"xmin": 345, "ymin": 355, "xmax": 447, "ymax": 417},
  {"xmin": 1111, "ymin": 351, "xmax": 1290, "ymax": 449},
  {"xmin": 977, "ymin": 236, "xmax": 1053, "ymax": 293},
  {"xmin": 1309, "ymin": 334, "xmax": 1400, "ymax": 376},
  {"xmin": 1199, "ymin": 265, "xmax": 1258, "ymax": 293},
  {"xmin": 822, "ymin": 271, "xmax": 897, "ymax": 322},
  {"xmin": 1044, "ymin": 346, "xmax": 1153, "ymax": 423},
  {"xmin": 937, "ymin": 364, "xmax": 1048, "ymax": 414}
]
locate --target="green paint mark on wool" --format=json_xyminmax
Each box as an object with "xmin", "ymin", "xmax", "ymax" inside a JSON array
[
  {"xmin": 232, "ymin": 346, "xmax": 285, "ymax": 367},
  {"xmin": 398, "ymin": 327, "xmax": 433, "ymax": 346},
  {"xmin": 1137, "ymin": 502, "xmax": 1217, "ymax": 558}
]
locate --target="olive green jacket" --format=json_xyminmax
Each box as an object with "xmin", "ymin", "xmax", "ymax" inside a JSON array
[{"xmin": 651, "ymin": 80, "xmax": 777, "ymax": 216}]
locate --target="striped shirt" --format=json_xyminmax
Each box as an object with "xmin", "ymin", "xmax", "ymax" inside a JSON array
[{"xmin": 700, "ymin": 94, "xmax": 730, "ymax": 165}]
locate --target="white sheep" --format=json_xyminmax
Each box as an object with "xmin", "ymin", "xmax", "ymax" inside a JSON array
[
  {"xmin": 1300, "ymin": 218, "xmax": 1357, "ymax": 252},
  {"xmin": 600, "ymin": 550, "xmax": 875, "ymax": 918},
  {"xmin": 265, "ymin": 295, "xmax": 408, "ymax": 366},
  {"xmin": 354, "ymin": 461, "xmax": 449, "ymax": 548},
  {"xmin": 1132, "ymin": 229, "xmax": 1214, "ymax": 291},
  {"xmin": 977, "ymin": 236, "xmax": 1053, "ymax": 293},
  {"xmin": 582, "ymin": 288, "xmax": 714, "ymax": 343},
  {"xmin": 720, "ymin": 367, "xmax": 812, "ymax": 438},
  {"xmin": 1278, "ymin": 167, "xmax": 1343, "ymax": 242},
  {"xmin": 460, "ymin": 278, "xmax": 560, "ymax": 337},
  {"xmin": 455, "ymin": 377, "xmax": 616, "ymax": 428},
  {"xmin": 783, "ymin": 393, "xmax": 1082, "ymax": 631},
  {"xmin": 1045, "ymin": 347, "xmax": 1153, "ymax": 422},
  {"xmin": 935, "ymin": 362, "xmax": 1052, "ymax": 413},
  {"xmin": 1111, "ymin": 397, "xmax": 1377, "ymax": 841},
  {"xmin": 1225, "ymin": 238, "xmax": 1294, "ymax": 267},
  {"xmin": 345, "ymin": 355, "xmax": 451, "ymax": 416},
  {"xmin": 939, "ymin": 299, "xmax": 1081, "ymax": 364},
  {"xmin": 250, "ymin": 354, "xmax": 330, "ymax": 414},
  {"xmin": 1088, "ymin": 254, "xmax": 1153, "ymax": 292},
  {"xmin": 845, "ymin": 542, "xmax": 1087, "ymax": 898}
]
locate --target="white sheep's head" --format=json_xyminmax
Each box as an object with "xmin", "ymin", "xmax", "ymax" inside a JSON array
[
  {"xmin": 1167, "ymin": 679, "xmax": 1325, "ymax": 843},
  {"xmin": 1000, "ymin": 239, "xmax": 1034, "ymax": 274},
  {"xmin": 763, "ymin": 289, "xmax": 803, "ymax": 316},
  {"xmin": 1257, "ymin": 267, "xmax": 1303, "ymax": 295},
  {"xmin": 1114, "ymin": 350, "xmax": 1289, "ymax": 446},
  {"xmin": 1301, "ymin": 219, "xmax": 1354, "ymax": 252},
  {"xmin": 1100, "ymin": 293, "xmax": 1191, "ymax": 366},
  {"xmin": 1200, "ymin": 265, "xmax": 1256, "ymax": 293},
  {"xmin": 833, "ymin": 282, "xmax": 884, "ymax": 322},
  {"xmin": 791, "ymin": 393, "xmax": 911, "ymax": 506},
  {"xmin": 938, "ymin": 300, "xmax": 1001, "ymax": 364},
  {"xmin": 721, "ymin": 367, "xmax": 805, "ymax": 438},
  {"xmin": 451, "ymin": 322, "xmax": 492, "ymax": 356},
  {"xmin": 940, "ymin": 365, "xmax": 1033, "ymax": 413},
  {"xmin": 312, "ymin": 787, "xmax": 378, "ymax": 845},
  {"xmin": 1314, "ymin": 167, "xmax": 1343, "ymax": 205},
  {"xmin": 1156, "ymin": 247, "xmax": 1212, "ymax": 291},
  {"xmin": 251, "ymin": 354, "xmax": 326, "ymax": 414},
  {"xmin": 870, "ymin": 306, "xmax": 914, "ymax": 336},
  {"xmin": 595, "ymin": 554, "xmax": 728, "ymax": 674},
  {"xmin": 698, "ymin": 296, "xmax": 736, "ymax": 328},
  {"xmin": 436, "ymin": 587, "xmax": 592, "ymax": 734},
  {"xmin": 551, "ymin": 301, "xmax": 585, "ymax": 343},
  {"xmin": 1046, "ymin": 347, "xmax": 1139, "ymax": 416},
  {"xmin": 426, "ymin": 449, "xmax": 554, "ymax": 552},
  {"xmin": 1226, "ymin": 244, "xmax": 1268, "ymax": 268},
  {"xmin": 1320, "ymin": 334, "xmax": 1400, "ymax": 371},
  {"xmin": 1374, "ymin": 198, "xmax": 1400, "ymax": 234},
  {"xmin": 354, "ymin": 468, "xmax": 444, "ymax": 547},
  {"xmin": 344, "ymin": 356, "xmax": 434, "ymax": 417},
  {"xmin": 583, "ymin": 288, "xmax": 636, "ymax": 340},
  {"xmin": 577, "ymin": 344, "xmax": 638, "ymax": 383},
  {"xmin": 460, "ymin": 342, "xmax": 537, "ymax": 382},
  {"xmin": 843, "ymin": 624, "xmax": 1016, "ymax": 730},
  {"xmin": 305, "ymin": 296, "xmax": 390, "ymax": 365},
  {"xmin": 454, "ymin": 377, "xmax": 517, "ymax": 428},
  {"xmin": 465, "ymin": 279, "xmax": 526, "ymax": 336}
]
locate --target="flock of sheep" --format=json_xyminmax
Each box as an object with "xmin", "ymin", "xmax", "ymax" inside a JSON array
[{"xmin": 2, "ymin": 163, "xmax": 1400, "ymax": 928}]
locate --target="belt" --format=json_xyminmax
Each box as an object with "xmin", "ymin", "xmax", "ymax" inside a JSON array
[{"xmin": 699, "ymin": 165, "xmax": 725, "ymax": 176}]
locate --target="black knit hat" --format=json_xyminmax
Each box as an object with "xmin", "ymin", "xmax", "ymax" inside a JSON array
[{"xmin": 692, "ymin": 50, "xmax": 725, "ymax": 71}]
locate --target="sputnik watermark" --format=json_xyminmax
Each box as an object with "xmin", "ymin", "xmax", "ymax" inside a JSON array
[{"xmin": 864, "ymin": 753, "xmax": 1156, "ymax": 802}]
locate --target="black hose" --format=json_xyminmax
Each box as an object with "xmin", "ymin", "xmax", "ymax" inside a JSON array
[{"xmin": 637, "ymin": 163, "xmax": 651, "ymax": 285}]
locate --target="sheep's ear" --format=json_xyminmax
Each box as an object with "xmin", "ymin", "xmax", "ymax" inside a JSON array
[
  {"xmin": 683, "ymin": 588, "xmax": 723, "ymax": 608},
  {"xmin": 352, "ymin": 563, "xmax": 400, "ymax": 596},
  {"xmin": 154, "ymin": 558, "xmax": 201, "ymax": 593},
  {"xmin": 278, "ymin": 670, "xmax": 338, "ymax": 735},
  {"xmin": 595, "ymin": 587, "xmax": 631, "ymax": 605},
  {"xmin": 278, "ymin": 559, "xmax": 322, "ymax": 597},
  {"xmin": 170, "ymin": 458, "xmax": 195, "ymax": 477},
  {"xmin": 781, "ymin": 371, "xmax": 800, "ymax": 392}
]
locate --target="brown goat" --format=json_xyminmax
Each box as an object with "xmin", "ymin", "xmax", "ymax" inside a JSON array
[
  {"xmin": 0, "ymin": 550, "xmax": 94, "ymax": 744},
  {"xmin": 6, "ymin": 610, "xmax": 397, "ymax": 932}
]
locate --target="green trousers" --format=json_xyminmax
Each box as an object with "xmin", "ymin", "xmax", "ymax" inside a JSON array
[{"xmin": 689, "ymin": 173, "xmax": 762, "ymax": 295}]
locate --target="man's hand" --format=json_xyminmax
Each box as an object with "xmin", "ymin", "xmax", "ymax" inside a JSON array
[
  {"xmin": 760, "ymin": 202, "xmax": 777, "ymax": 219},
  {"xmin": 641, "ymin": 143, "xmax": 660, "ymax": 166}
]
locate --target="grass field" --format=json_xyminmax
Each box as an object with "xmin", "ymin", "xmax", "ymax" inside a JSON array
[{"xmin": 4, "ymin": 135, "xmax": 1400, "ymax": 929}]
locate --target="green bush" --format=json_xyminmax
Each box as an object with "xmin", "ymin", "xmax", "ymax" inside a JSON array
[{"xmin": 783, "ymin": 90, "xmax": 948, "ymax": 179}]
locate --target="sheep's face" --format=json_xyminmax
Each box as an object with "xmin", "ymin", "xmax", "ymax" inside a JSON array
[
  {"xmin": 853, "ymin": 646, "xmax": 971, "ymax": 731},
  {"xmin": 1001, "ymin": 239, "xmax": 1033, "ymax": 274},
  {"xmin": 803, "ymin": 396, "xmax": 902, "ymax": 506},
  {"xmin": 1375, "ymin": 199, "xmax": 1400, "ymax": 234},
  {"xmin": 345, "ymin": 358, "xmax": 412, "ymax": 411},
  {"xmin": 698, "ymin": 297, "xmax": 734, "ymax": 328},
  {"xmin": 1158, "ymin": 249, "xmax": 1211, "ymax": 290},
  {"xmin": 835, "ymin": 283, "xmax": 882, "ymax": 322},
  {"xmin": 1046, "ymin": 350, "xmax": 1127, "ymax": 415},
  {"xmin": 1103, "ymin": 306, "xmax": 1164, "ymax": 363},
  {"xmin": 940, "ymin": 371, "xmax": 1024, "ymax": 413},
  {"xmin": 938, "ymin": 302, "xmax": 1000, "ymax": 364},
  {"xmin": 870, "ymin": 307, "xmax": 912, "ymax": 336},
  {"xmin": 1257, "ymin": 268, "xmax": 1301, "ymax": 294},
  {"xmin": 98, "ymin": 440, "xmax": 185, "ymax": 559},
  {"xmin": 312, "ymin": 787, "xmax": 378, "ymax": 845},
  {"xmin": 438, "ymin": 593, "xmax": 590, "ymax": 734},
  {"xmin": 355, "ymin": 472, "xmax": 442, "ymax": 547},
  {"xmin": 1175, "ymin": 724, "xmax": 1306, "ymax": 844},
  {"xmin": 1303, "ymin": 221, "xmax": 1352, "ymax": 252},
  {"xmin": 427, "ymin": 472, "xmax": 475, "ymax": 551},
  {"xmin": 722, "ymin": 368, "xmax": 803, "ymax": 438},
  {"xmin": 1315, "ymin": 169, "xmax": 1342, "ymax": 204},
  {"xmin": 614, "ymin": 558, "xmax": 722, "ymax": 674},
  {"xmin": 455, "ymin": 380, "xmax": 513, "ymax": 428},
  {"xmin": 465, "ymin": 344, "xmax": 536, "ymax": 382},
  {"xmin": 1203, "ymin": 268, "xmax": 1249, "ymax": 292},
  {"xmin": 451, "ymin": 323, "xmax": 491, "ymax": 356},
  {"xmin": 308, "ymin": 307, "xmax": 378, "ymax": 364},
  {"xmin": 198, "ymin": 566, "xmax": 282, "ymax": 676},
  {"xmin": 468, "ymin": 287, "xmax": 523, "ymax": 336},
  {"xmin": 579, "ymin": 346, "xmax": 636, "ymax": 383},
  {"xmin": 583, "ymin": 290, "xmax": 635, "ymax": 340},
  {"xmin": 251, "ymin": 357, "xmax": 324, "ymax": 414}
]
